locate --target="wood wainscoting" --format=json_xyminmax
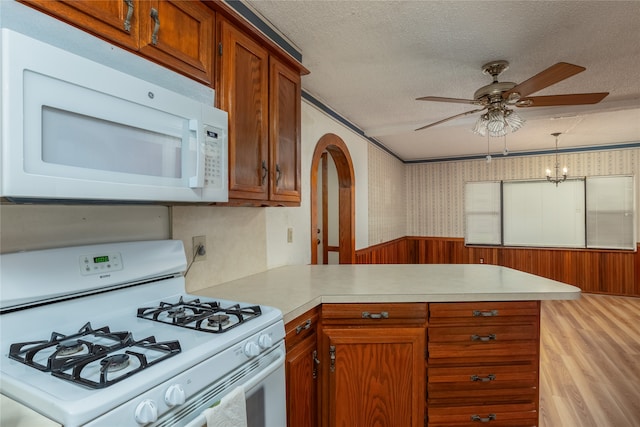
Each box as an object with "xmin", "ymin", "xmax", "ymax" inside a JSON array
[{"xmin": 355, "ymin": 237, "xmax": 640, "ymax": 297}]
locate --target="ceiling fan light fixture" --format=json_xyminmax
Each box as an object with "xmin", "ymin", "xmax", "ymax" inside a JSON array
[{"xmin": 504, "ymin": 109, "xmax": 525, "ymax": 132}]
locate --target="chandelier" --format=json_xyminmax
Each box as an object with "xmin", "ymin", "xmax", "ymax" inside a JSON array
[
  {"xmin": 472, "ymin": 105, "xmax": 525, "ymax": 137},
  {"xmin": 546, "ymin": 132, "xmax": 567, "ymax": 186}
]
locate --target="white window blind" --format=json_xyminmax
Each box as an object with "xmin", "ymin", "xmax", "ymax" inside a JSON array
[
  {"xmin": 464, "ymin": 181, "xmax": 501, "ymax": 245},
  {"xmin": 503, "ymin": 179, "xmax": 585, "ymax": 248},
  {"xmin": 586, "ymin": 175, "xmax": 635, "ymax": 250}
]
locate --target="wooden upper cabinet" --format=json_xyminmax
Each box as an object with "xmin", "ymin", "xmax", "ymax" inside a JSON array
[
  {"xmin": 218, "ymin": 18, "xmax": 270, "ymax": 200},
  {"xmin": 218, "ymin": 18, "xmax": 302, "ymax": 205},
  {"xmin": 269, "ymin": 57, "xmax": 302, "ymax": 203},
  {"xmin": 19, "ymin": 0, "xmax": 140, "ymax": 49},
  {"xmin": 18, "ymin": 0, "xmax": 214, "ymax": 84},
  {"xmin": 138, "ymin": 0, "xmax": 213, "ymax": 84}
]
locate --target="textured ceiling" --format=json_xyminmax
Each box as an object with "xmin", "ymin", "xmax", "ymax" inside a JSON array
[{"xmin": 245, "ymin": 0, "xmax": 640, "ymax": 161}]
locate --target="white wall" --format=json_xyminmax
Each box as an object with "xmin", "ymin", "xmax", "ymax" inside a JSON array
[{"xmin": 264, "ymin": 100, "xmax": 370, "ymax": 269}]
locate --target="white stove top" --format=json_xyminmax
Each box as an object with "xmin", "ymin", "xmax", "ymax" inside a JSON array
[{"xmin": 0, "ymin": 240, "xmax": 283, "ymax": 426}]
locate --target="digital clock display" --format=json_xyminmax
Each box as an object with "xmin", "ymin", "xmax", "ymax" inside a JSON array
[{"xmin": 93, "ymin": 255, "xmax": 109, "ymax": 263}]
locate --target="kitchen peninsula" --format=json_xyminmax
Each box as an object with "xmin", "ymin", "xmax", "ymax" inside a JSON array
[{"xmin": 196, "ymin": 264, "xmax": 579, "ymax": 427}]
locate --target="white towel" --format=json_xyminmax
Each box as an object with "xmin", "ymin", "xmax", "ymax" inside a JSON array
[{"xmin": 203, "ymin": 386, "xmax": 248, "ymax": 427}]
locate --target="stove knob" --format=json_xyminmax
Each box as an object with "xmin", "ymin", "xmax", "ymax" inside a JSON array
[
  {"xmin": 165, "ymin": 384, "xmax": 186, "ymax": 407},
  {"xmin": 134, "ymin": 399, "xmax": 158, "ymax": 424},
  {"xmin": 258, "ymin": 333, "xmax": 273, "ymax": 349},
  {"xmin": 244, "ymin": 341, "xmax": 260, "ymax": 358}
]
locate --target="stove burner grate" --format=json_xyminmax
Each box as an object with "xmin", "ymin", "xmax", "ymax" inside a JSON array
[
  {"xmin": 137, "ymin": 297, "xmax": 262, "ymax": 333},
  {"xmin": 8, "ymin": 322, "xmax": 181, "ymax": 389}
]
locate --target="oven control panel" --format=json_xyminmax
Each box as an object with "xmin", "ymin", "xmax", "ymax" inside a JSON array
[{"xmin": 79, "ymin": 252, "xmax": 123, "ymax": 276}]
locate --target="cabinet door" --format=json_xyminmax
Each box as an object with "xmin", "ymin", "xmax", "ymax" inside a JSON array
[
  {"xmin": 286, "ymin": 333, "xmax": 318, "ymax": 427},
  {"xmin": 19, "ymin": 0, "xmax": 139, "ymax": 49},
  {"xmin": 269, "ymin": 57, "xmax": 301, "ymax": 203},
  {"xmin": 139, "ymin": 0, "xmax": 214, "ymax": 84},
  {"xmin": 218, "ymin": 19, "xmax": 269, "ymax": 200},
  {"xmin": 321, "ymin": 327, "xmax": 425, "ymax": 427}
]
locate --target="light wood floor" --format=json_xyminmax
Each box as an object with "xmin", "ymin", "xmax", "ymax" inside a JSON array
[{"xmin": 540, "ymin": 293, "xmax": 640, "ymax": 427}]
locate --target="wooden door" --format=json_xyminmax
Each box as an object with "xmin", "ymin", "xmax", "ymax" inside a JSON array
[
  {"xmin": 321, "ymin": 327, "xmax": 425, "ymax": 427},
  {"xmin": 20, "ymin": 0, "xmax": 139, "ymax": 49},
  {"xmin": 269, "ymin": 56, "xmax": 301, "ymax": 203},
  {"xmin": 218, "ymin": 18, "xmax": 269, "ymax": 200},
  {"xmin": 138, "ymin": 0, "xmax": 214, "ymax": 84}
]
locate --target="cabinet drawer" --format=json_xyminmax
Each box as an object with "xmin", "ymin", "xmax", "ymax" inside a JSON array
[
  {"xmin": 428, "ymin": 340, "xmax": 538, "ymax": 360},
  {"xmin": 429, "ymin": 301, "xmax": 539, "ymax": 326},
  {"xmin": 285, "ymin": 307, "xmax": 319, "ymax": 350},
  {"xmin": 428, "ymin": 402, "xmax": 537, "ymax": 427},
  {"xmin": 429, "ymin": 324, "xmax": 538, "ymax": 343},
  {"xmin": 428, "ymin": 362, "xmax": 537, "ymax": 386},
  {"xmin": 321, "ymin": 303, "xmax": 427, "ymax": 326}
]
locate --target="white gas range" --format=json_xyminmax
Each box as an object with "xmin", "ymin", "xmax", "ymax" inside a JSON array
[{"xmin": 0, "ymin": 240, "xmax": 286, "ymax": 426}]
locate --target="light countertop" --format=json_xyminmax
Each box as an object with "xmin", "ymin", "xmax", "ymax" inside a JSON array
[{"xmin": 193, "ymin": 264, "xmax": 581, "ymax": 323}]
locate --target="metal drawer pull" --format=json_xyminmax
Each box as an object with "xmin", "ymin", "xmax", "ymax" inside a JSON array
[
  {"xmin": 470, "ymin": 374, "xmax": 496, "ymax": 382},
  {"xmin": 471, "ymin": 334, "xmax": 496, "ymax": 342},
  {"xmin": 362, "ymin": 311, "xmax": 389, "ymax": 319},
  {"xmin": 472, "ymin": 309, "xmax": 498, "ymax": 317},
  {"xmin": 471, "ymin": 414, "xmax": 497, "ymax": 422},
  {"xmin": 261, "ymin": 160, "xmax": 268, "ymax": 184},
  {"xmin": 123, "ymin": 0, "xmax": 134, "ymax": 32},
  {"xmin": 295, "ymin": 319, "xmax": 312, "ymax": 334},
  {"xmin": 150, "ymin": 8, "xmax": 160, "ymax": 45}
]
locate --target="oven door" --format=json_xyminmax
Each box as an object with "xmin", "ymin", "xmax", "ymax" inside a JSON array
[{"xmin": 157, "ymin": 341, "xmax": 286, "ymax": 427}]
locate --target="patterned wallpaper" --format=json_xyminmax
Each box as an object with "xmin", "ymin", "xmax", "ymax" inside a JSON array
[
  {"xmin": 368, "ymin": 144, "xmax": 407, "ymax": 244},
  {"xmin": 368, "ymin": 147, "xmax": 639, "ymax": 242}
]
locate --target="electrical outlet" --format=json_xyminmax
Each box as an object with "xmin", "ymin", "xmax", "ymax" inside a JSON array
[
  {"xmin": 287, "ymin": 227, "xmax": 293, "ymax": 243},
  {"xmin": 192, "ymin": 236, "xmax": 207, "ymax": 261}
]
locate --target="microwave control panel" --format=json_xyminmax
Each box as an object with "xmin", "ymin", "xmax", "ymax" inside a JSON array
[{"xmin": 203, "ymin": 125, "xmax": 224, "ymax": 189}]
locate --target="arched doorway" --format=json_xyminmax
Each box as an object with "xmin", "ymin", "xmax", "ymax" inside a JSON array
[{"xmin": 310, "ymin": 133, "xmax": 356, "ymax": 264}]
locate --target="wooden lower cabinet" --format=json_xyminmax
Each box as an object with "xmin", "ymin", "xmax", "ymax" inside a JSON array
[
  {"xmin": 320, "ymin": 303, "xmax": 427, "ymax": 427},
  {"xmin": 287, "ymin": 301, "xmax": 541, "ymax": 426},
  {"xmin": 285, "ymin": 308, "xmax": 320, "ymax": 427},
  {"xmin": 427, "ymin": 301, "xmax": 541, "ymax": 427}
]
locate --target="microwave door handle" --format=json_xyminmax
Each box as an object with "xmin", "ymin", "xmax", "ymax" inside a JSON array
[{"xmin": 188, "ymin": 119, "xmax": 204, "ymax": 188}]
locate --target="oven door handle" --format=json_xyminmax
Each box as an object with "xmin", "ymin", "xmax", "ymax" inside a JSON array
[
  {"xmin": 183, "ymin": 348, "xmax": 285, "ymax": 427},
  {"xmin": 242, "ymin": 348, "xmax": 285, "ymax": 392}
]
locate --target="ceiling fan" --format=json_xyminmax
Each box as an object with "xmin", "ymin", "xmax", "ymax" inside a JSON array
[{"xmin": 415, "ymin": 60, "xmax": 609, "ymax": 136}]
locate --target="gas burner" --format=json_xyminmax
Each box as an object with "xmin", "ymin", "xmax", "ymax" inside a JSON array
[
  {"xmin": 56, "ymin": 340, "xmax": 86, "ymax": 357},
  {"xmin": 167, "ymin": 306, "xmax": 187, "ymax": 319},
  {"xmin": 101, "ymin": 354, "xmax": 130, "ymax": 372},
  {"xmin": 137, "ymin": 297, "xmax": 262, "ymax": 333},
  {"xmin": 207, "ymin": 314, "xmax": 230, "ymax": 327}
]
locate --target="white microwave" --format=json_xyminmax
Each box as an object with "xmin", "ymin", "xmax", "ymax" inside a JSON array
[{"xmin": 1, "ymin": 29, "xmax": 228, "ymax": 203}]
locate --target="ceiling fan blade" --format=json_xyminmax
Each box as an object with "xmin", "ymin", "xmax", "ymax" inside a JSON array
[
  {"xmin": 415, "ymin": 108, "xmax": 486, "ymax": 131},
  {"xmin": 503, "ymin": 62, "xmax": 586, "ymax": 100},
  {"xmin": 517, "ymin": 92, "xmax": 609, "ymax": 107},
  {"xmin": 416, "ymin": 96, "xmax": 484, "ymax": 106}
]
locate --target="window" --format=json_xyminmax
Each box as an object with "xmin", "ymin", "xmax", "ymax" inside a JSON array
[
  {"xmin": 464, "ymin": 181, "xmax": 501, "ymax": 245},
  {"xmin": 586, "ymin": 176, "xmax": 635, "ymax": 250},
  {"xmin": 464, "ymin": 176, "xmax": 636, "ymax": 250}
]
